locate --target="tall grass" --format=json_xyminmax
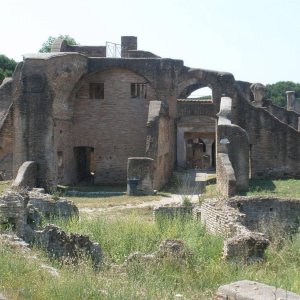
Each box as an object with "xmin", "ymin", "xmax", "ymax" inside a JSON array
[{"xmin": 2, "ymin": 214, "xmax": 300, "ymax": 299}]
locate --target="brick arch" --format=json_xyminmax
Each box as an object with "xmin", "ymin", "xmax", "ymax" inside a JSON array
[{"xmin": 177, "ymin": 68, "xmax": 235, "ymax": 104}]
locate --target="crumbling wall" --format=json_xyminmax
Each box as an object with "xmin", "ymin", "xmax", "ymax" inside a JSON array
[
  {"xmin": 198, "ymin": 198, "xmax": 243, "ymax": 237},
  {"xmin": 229, "ymin": 196, "xmax": 300, "ymax": 236},
  {"xmin": 199, "ymin": 195, "xmax": 300, "ymax": 261},
  {"xmin": 234, "ymin": 86, "xmax": 300, "ymax": 178},
  {"xmin": 0, "ymin": 190, "xmax": 103, "ymax": 268},
  {"xmin": 198, "ymin": 198, "xmax": 270, "ymax": 261}
]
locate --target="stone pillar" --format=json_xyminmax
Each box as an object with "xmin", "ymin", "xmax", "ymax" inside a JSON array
[
  {"xmin": 127, "ymin": 157, "xmax": 154, "ymax": 195},
  {"xmin": 205, "ymin": 140, "xmax": 213, "ymax": 168},
  {"xmin": 121, "ymin": 36, "xmax": 137, "ymax": 57},
  {"xmin": 286, "ymin": 91, "xmax": 295, "ymax": 111},
  {"xmin": 298, "ymin": 117, "xmax": 300, "ymax": 132},
  {"xmin": 176, "ymin": 127, "xmax": 186, "ymax": 169}
]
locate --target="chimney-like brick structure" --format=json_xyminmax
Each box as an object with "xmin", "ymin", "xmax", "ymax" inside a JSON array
[
  {"xmin": 121, "ymin": 36, "xmax": 137, "ymax": 57},
  {"xmin": 286, "ymin": 90, "xmax": 295, "ymax": 111}
]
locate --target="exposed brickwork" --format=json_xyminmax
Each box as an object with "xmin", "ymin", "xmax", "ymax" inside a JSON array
[
  {"xmin": 72, "ymin": 68, "xmax": 156, "ymax": 184},
  {"xmin": 0, "ymin": 36, "xmax": 300, "ymax": 191}
]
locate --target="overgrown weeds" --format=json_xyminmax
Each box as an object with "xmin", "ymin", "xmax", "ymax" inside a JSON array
[{"xmin": 2, "ymin": 213, "xmax": 300, "ymax": 299}]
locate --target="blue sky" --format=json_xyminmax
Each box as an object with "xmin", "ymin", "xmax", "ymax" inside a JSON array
[{"xmin": 2, "ymin": 0, "xmax": 299, "ymax": 84}]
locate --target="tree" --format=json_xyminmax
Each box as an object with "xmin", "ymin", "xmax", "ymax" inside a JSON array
[
  {"xmin": 265, "ymin": 81, "xmax": 300, "ymax": 107},
  {"xmin": 0, "ymin": 54, "xmax": 17, "ymax": 85},
  {"xmin": 39, "ymin": 35, "xmax": 78, "ymax": 53}
]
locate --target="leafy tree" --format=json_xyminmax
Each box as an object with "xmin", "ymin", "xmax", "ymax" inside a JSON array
[
  {"xmin": 265, "ymin": 81, "xmax": 300, "ymax": 107},
  {"xmin": 39, "ymin": 35, "xmax": 78, "ymax": 53},
  {"xmin": 0, "ymin": 54, "xmax": 17, "ymax": 85}
]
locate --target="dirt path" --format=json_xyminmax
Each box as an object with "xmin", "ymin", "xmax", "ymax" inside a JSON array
[
  {"xmin": 79, "ymin": 193, "xmax": 200, "ymax": 214},
  {"xmin": 79, "ymin": 170, "xmax": 213, "ymax": 215}
]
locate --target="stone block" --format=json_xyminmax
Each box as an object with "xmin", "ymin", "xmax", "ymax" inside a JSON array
[
  {"xmin": 127, "ymin": 157, "xmax": 154, "ymax": 195},
  {"xmin": 215, "ymin": 280, "xmax": 300, "ymax": 300}
]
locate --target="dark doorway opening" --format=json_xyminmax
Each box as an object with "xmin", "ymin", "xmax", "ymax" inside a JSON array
[
  {"xmin": 74, "ymin": 147, "xmax": 95, "ymax": 183},
  {"xmin": 212, "ymin": 141, "xmax": 216, "ymax": 168}
]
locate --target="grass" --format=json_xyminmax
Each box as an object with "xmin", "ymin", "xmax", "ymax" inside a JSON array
[
  {"xmin": 198, "ymin": 178, "xmax": 300, "ymax": 200},
  {"xmin": 239, "ymin": 178, "xmax": 300, "ymax": 198},
  {"xmin": 59, "ymin": 184, "xmax": 127, "ymax": 193},
  {"xmin": 2, "ymin": 177, "xmax": 300, "ymax": 299},
  {"xmin": 2, "ymin": 214, "xmax": 300, "ymax": 299},
  {"xmin": 0, "ymin": 181, "xmax": 11, "ymax": 194}
]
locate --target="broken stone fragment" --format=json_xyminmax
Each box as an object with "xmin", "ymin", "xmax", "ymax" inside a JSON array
[
  {"xmin": 158, "ymin": 239, "xmax": 186, "ymax": 258},
  {"xmin": 223, "ymin": 232, "xmax": 269, "ymax": 262},
  {"xmin": 34, "ymin": 224, "xmax": 103, "ymax": 269}
]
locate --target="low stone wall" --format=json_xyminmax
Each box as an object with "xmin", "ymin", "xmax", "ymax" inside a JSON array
[
  {"xmin": 229, "ymin": 196, "xmax": 300, "ymax": 237},
  {"xmin": 199, "ymin": 195, "xmax": 300, "ymax": 261},
  {"xmin": 216, "ymin": 153, "xmax": 236, "ymax": 198}
]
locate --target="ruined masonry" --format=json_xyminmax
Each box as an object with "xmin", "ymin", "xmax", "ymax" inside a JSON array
[{"xmin": 0, "ymin": 36, "xmax": 299, "ymax": 195}]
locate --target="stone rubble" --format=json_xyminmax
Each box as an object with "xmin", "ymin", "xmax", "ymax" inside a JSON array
[{"xmin": 0, "ymin": 190, "xmax": 102, "ymax": 268}]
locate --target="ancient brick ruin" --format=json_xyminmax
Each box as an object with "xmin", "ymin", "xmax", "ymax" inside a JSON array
[{"xmin": 0, "ymin": 36, "xmax": 299, "ymax": 195}]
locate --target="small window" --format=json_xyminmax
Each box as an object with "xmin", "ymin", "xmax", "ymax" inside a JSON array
[
  {"xmin": 89, "ymin": 83, "xmax": 104, "ymax": 99},
  {"xmin": 131, "ymin": 83, "xmax": 147, "ymax": 99}
]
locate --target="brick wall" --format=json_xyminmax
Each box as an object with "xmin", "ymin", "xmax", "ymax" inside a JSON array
[
  {"xmin": 72, "ymin": 68, "xmax": 156, "ymax": 184},
  {"xmin": 199, "ymin": 199, "xmax": 244, "ymax": 237}
]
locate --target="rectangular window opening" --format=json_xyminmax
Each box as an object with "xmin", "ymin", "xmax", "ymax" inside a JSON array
[
  {"xmin": 131, "ymin": 83, "xmax": 147, "ymax": 99},
  {"xmin": 89, "ymin": 83, "xmax": 104, "ymax": 99}
]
